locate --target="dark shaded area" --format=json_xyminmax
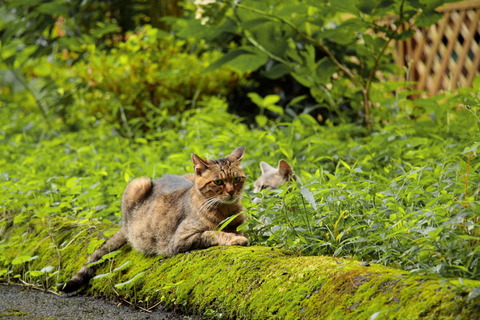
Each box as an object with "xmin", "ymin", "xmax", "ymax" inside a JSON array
[{"xmin": 0, "ymin": 284, "xmax": 202, "ymax": 320}]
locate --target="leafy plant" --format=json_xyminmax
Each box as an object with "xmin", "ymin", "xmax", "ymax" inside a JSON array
[
  {"xmin": 1, "ymin": 0, "xmax": 480, "ymax": 292},
  {"xmin": 174, "ymin": 0, "xmax": 458, "ymax": 128},
  {"xmin": 32, "ymin": 26, "xmax": 245, "ymax": 137}
]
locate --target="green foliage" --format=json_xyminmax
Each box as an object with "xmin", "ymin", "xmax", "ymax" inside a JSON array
[
  {"xmin": 0, "ymin": 0, "xmax": 125, "ymax": 125},
  {"xmin": 54, "ymin": 26, "xmax": 244, "ymax": 136},
  {"xmin": 173, "ymin": 0, "xmax": 459, "ymax": 127},
  {"xmin": 1, "ymin": 0, "xmax": 480, "ymax": 294},
  {"xmin": 2, "ymin": 80, "xmax": 480, "ymax": 283},
  {"xmin": 246, "ymin": 87, "xmax": 480, "ymax": 279}
]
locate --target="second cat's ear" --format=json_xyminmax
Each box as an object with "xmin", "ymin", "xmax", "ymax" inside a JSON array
[
  {"xmin": 278, "ymin": 160, "xmax": 294, "ymax": 180},
  {"xmin": 192, "ymin": 153, "xmax": 210, "ymax": 175},
  {"xmin": 259, "ymin": 161, "xmax": 275, "ymax": 174},
  {"xmin": 227, "ymin": 146, "xmax": 245, "ymax": 163}
]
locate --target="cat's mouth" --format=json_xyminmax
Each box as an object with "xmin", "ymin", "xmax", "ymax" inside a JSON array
[{"xmin": 220, "ymin": 195, "xmax": 238, "ymax": 204}]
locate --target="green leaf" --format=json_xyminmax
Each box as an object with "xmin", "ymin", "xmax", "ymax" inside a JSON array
[
  {"xmin": 93, "ymin": 272, "xmax": 113, "ymax": 280},
  {"xmin": 11, "ymin": 255, "xmax": 37, "ymax": 265},
  {"xmin": 467, "ymin": 287, "xmax": 480, "ymax": 302},
  {"xmin": 248, "ymin": 92, "xmax": 264, "ymax": 106},
  {"xmin": 203, "ymin": 49, "xmax": 253, "ymax": 73},
  {"xmin": 113, "ymin": 261, "xmax": 131, "ymax": 272},
  {"xmin": 264, "ymin": 103, "xmax": 284, "ymax": 116},
  {"xmin": 40, "ymin": 266, "xmax": 54, "ymax": 273},
  {"xmin": 27, "ymin": 270, "xmax": 44, "ymax": 277},
  {"xmin": 114, "ymin": 272, "xmax": 145, "ymax": 289},
  {"xmin": 87, "ymin": 250, "xmax": 121, "ymax": 268},
  {"xmin": 316, "ymin": 57, "xmax": 337, "ymax": 84},
  {"xmin": 330, "ymin": 0, "xmax": 358, "ymax": 14},
  {"xmin": 255, "ymin": 115, "xmax": 268, "ymax": 127},
  {"xmin": 300, "ymin": 187, "xmax": 317, "ymax": 211},
  {"xmin": 241, "ymin": 18, "xmax": 273, "ymax": 29},
  {"xmin": 87, "ymin": 238, "xmax": 105, "ymax": 254},
  {"xmin": 263, "ymin": 95, "xmax": 281, "ymax": 106},
  {"xmin": 36, "ymin": 3, "xmax": 69, "ymax": 17},
  {"xmin": 162, "ymin": 280, "xmax": 185, "ymax": 290},
  {"xmin": 65, "ymin": 177, "xmax": 78, "ymax": 189},
  {"xmin": 217, "ymin": 213, "xmax": 242, "ymax": 232},
  {"xmin": 339, "ymin": 160, "xmax": 352, "ymax": 172},
  {"xmin": 225, "ymin": 50, "xmax": 269, "ymax": 73},
  {"xmin": 264, "ymin": 63, "xmax": 291, "ymax": 79},
  {"xmin": 414, "ymin": 11, "xmax": 443, "ymax": 28},
  {"xmin": 357, "ymin": 0, "xmax": 376, "ymax": 14}
]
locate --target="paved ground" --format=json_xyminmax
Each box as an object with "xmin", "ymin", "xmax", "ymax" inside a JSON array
[{"xmin": 0, "ymin": 284, "xmax": 202, "ymax": 320}]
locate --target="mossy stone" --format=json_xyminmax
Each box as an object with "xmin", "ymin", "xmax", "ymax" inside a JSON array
[{"xmin": 1, "ymin": 217, "xmax": 480, "ymax": 319}]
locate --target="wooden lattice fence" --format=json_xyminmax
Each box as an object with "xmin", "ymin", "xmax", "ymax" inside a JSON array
[{"xmin": 395, "ymin": 0, "xmax": 480, "ymax": 96}]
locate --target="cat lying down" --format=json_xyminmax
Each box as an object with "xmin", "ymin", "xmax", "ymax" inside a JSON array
[{"xmin": 60, "ymin": 147, "xmax": 248, "ymax": 293}]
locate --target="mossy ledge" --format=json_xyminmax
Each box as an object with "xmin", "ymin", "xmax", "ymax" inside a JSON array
[{"xmin": 1, "ymin": 217, "xmax": 480, "ymax": 319}]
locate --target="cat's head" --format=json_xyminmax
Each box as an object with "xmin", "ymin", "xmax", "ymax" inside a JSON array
[
  {"xmin": 191, "ymin": 147, "xmax": 246, "ymax": 204},
  {"xmin": 253, "ymin": 160, "xmax": 294, "ymax": 203}
]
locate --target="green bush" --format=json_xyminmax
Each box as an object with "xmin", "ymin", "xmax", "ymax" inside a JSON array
[
  {"xmin": 26, "ymin": 26, "xmax": 243, "ymax": 137},
  {"xmin": 1, "ymin": 0, "xmax": 480, "ymax": 290},
  {"xmin": 172, "ymin": 0, "xmax": 459, "ymax": 127}
]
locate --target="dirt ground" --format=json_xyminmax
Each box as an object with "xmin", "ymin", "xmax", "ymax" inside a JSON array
[{"xmin": 0, "ymin": 284, "xmax": 203, "ymax": 320}]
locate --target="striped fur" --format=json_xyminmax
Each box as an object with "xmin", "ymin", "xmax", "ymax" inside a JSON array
[{"xmin": 59, "ymin": 147, "xmax": 247, "ymax": 293}]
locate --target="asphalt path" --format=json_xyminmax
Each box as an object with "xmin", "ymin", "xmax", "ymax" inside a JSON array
[{"xmin": 0, "ymin": 284, "xmax": 202, "ymax": 320}]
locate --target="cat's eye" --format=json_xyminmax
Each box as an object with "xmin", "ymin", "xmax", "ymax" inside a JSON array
[
  {"xmin": 213, "ymin": 180, "xmax": 224, "ymax": 186},
  {"xmin": 232, "ymin": 177, "xmax": 242, "ymax": 183}
]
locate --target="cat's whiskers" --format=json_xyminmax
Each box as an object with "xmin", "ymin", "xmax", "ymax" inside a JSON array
[{"xmin": 199, "ymin": 197, "xmax": 220, "ymax": 213}]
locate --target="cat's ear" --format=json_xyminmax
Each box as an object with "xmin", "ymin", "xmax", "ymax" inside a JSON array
[
  {"xmin": 227, "ymin": 146, "xmax": 245, "ymax": 163},
  {"xmin": 278, "ymin": 160, "xmax": 293, "ymax": 180},
  {"xmin": 192, "ymin": 153, "xmax": 210, "ymax": 175},
  {"xmin": 259, "ymin": 161, "xmax": 275, "ymax": 174}
]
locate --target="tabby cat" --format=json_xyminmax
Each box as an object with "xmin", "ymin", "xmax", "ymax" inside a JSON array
[
  {"xmin": 60, "ymin": 147, "xmax": 248, "ymax": 293},
  {"xmin": 253, "ymin": 160, "xmax": 294, "ymax": 203}
]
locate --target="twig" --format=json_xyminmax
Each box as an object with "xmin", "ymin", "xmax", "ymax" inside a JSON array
[
  {"xmin": 120, "ymin": 297, "xmax": 153, "ymax": 313},
  {"xmin": 146, "ymin": 300, "xmax": 163, "ymax": 311}
]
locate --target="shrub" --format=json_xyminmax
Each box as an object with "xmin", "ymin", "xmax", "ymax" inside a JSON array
[
  {"xmin": 172, "ymin": 0, "xmax": 459, "ymax": 127},
  {"xmin": 38, "ymin": 26, "xmax": 243, "ymax": 136}
]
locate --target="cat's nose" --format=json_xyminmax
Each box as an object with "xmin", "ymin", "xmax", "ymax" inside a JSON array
[{"xmin": 227, "ymin": 189, "xmax": 235, "ymax": 196}]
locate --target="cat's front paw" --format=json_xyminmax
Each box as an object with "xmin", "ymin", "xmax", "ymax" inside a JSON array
[{"xmin": 228, "ymin": 236, "xmax": 249, "ymax": 246}]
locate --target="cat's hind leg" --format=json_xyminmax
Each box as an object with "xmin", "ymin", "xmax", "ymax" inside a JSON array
[
  {"xmin": 59, "ymin": 231, "xmax": 127, "ymax": 293},
  {"xmin": 121, "ymin": 177, "xmax": 153, "ymax": 215}
]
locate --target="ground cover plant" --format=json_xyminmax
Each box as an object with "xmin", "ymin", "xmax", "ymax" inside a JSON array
[
  {"xmin": 1, "ymin": 85, "xmax": 480, "ymax": 286},
  {"xmin": 0, "ymin": 0, "xmax": 479, "ymax": 302}
]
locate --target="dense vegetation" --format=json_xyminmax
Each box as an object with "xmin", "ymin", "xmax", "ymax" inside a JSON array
[{"xmin": 1, "ymin": 0, "xmax": 479, "ymax": 296}]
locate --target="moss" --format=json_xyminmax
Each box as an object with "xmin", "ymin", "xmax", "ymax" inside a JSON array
[
  {"xmin": 1, "ymin": 217, "xmax": 480, "ymax": 319},
  {"xmin": 0, "ymin": 310, "xmax": 60, "ymax": 320},
  {"xmin": 0, "ymin": 311, "xmax": 29, "ymax": 317}
]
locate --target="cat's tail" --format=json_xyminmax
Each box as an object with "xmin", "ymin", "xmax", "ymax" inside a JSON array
[
  {"xmin": 121, "ymin": 177, "xmax": 153, "ymax": 217},
  {"xmin": 59, "ymin": 231, "xmax": 127, "ymax": 293}
]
